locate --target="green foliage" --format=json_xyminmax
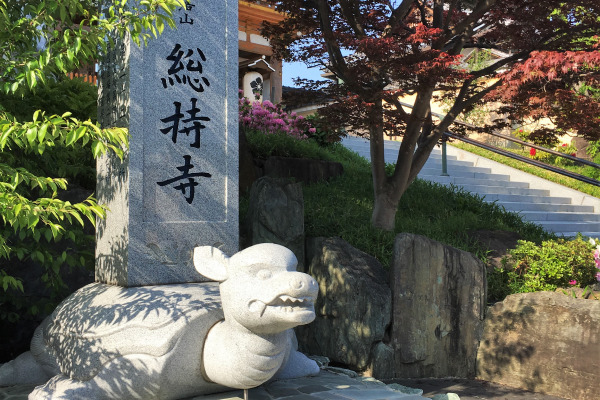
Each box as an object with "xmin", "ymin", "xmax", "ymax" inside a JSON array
[
  {"xmin": 244, "ymin": 128, "xmax": 336, "ymax": 161},
  {"xmin": 489, "ymin": 237, "xmax": 598, "ymax": 300},
  {"xmin": 0, "ymin": 0, "xmax": 184, "ymax": 324},
  {"xmin": 304, "ymin": 114, "xmax": 346, "ymax": 147},
  {"xmin": 0, "ymin": 0, "xmax": 185, "ymax": 96},
  {"xmin": 0, "ymin": 77, "xmax": 98, "ymax": 123},
  {"xmin": 513, "ymin": 127, "xmax": 560, "ymax": 148}
]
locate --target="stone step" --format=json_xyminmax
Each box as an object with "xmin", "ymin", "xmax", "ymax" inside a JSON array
[
  {"xmin": 535, "ymin": 220, "xmax": 600, "ymax": 234},
  {"xmin": 419, "ymin": 172, "xmax": 512, "ymax": 182},
  {"xmin": 343, "ymin": 136, "xmax": 600, "ymax": 239},
  {"xmin": 422, "ymin": 160, "xmax": 475, "ymax": 169},
  {"xmin": 495, "ymin": 202, "xmax": 595, "ymax": 213},
  {"xmin": 480, "ymin": 193, "xmax": 573, "ymax": 204},
  {"xmin": 450, "ymin": 184, "xmax": 549, "ymax": 197},
  {"xmin": 421, "ymin": 154, "xmax": 458, "ymax": 161},
  {"xmin": 419, "ymin": 166, "xmax": 493, "ymax": 176},
  {"xmin": 422, "ymin": 176, "xmax": 529, "ymax": 188},
  {"xmin": 518, "ymin": 211, "xmax": 600, "ymax": 222}
]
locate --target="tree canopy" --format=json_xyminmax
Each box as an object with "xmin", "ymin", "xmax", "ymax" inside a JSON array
[
  {"xmin": 262, "ymin": 0, "xmax": 600, "ymax": 230},
  {"xmin": 0, "ymin": 0, "xmax": 184, "ymax": 322}
]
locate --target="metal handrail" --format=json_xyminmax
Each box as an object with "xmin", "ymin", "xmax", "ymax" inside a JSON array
[
  {"xmin": 397, "ymin": 100, "xmax": 600, "ymax": 186},
  {"xmin": 448, "ymin": 120, "xmax": 600, "ymax": 170},
  {"xmin": 444, "ymin": 132, "xmax": 600, "ymax": 187}
]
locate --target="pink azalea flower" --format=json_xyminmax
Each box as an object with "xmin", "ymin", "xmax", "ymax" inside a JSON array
[
  {"xmin": 308, "ymin": 128, "xmax": 317, "ymax": 134},
  {"xmin": 569, "ymin": 280, "xmax": 577, "ymax": 285},
  {"xmin": 596, "ymin": 272, "xmax": 600, "ymax": 282}
]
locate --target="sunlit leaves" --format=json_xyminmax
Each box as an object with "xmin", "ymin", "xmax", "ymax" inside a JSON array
[{"xmin": 0, "ymin": 0, "xmax": 185, "ymax": 95}]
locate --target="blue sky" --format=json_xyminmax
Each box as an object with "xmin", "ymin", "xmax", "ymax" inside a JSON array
[{"xmin": 282, "ymin": 61, "xmax": 324, "ymax": 87}]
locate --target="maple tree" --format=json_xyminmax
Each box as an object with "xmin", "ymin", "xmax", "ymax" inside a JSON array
[{"xmin": 262, "ymin": 0, "xmax": 600, "ymax": 230}]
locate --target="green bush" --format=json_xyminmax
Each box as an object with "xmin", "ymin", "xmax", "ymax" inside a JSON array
[
  {"xmin": 244, "ymin": 127, "xmax": 336, "ymax": 161},
  {"xmin": 493, "ymin": 237, "xmax": 597, "ymax": 296},
  {"xmin": 304, "ymin": 114, "xmax": 345, "ymax": 147},
  {"xmin": 0, "ymin": 77, "xmax": 98, "ymax": 123}
]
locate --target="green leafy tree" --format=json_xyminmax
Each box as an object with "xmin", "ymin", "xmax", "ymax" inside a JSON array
[{"xmin": 0, "ymin": 0, "xmax": 185, "ymax": 324}]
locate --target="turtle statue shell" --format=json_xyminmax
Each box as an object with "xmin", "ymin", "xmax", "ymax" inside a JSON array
[{"xmin": 33, "ymin": 282, "xmax": 226, "ymax": 399}]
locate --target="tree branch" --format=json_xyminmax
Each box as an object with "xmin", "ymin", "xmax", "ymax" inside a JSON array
[
  {"xmin": 338, "ymin": 0, "xmax": 367, "ymax": 38},
  {"xmin": 315, "ymin": 0, "xmax": 350, "ymax": 86},
  {"xmin": 444, "ymin": 0, "xmax": 458, "ymax": 31},
  {"xmin": 387, "ymin": 0, "xmax": 416, "ymax": 35},
  {"xmin": 433, "ymin": 0, "xmax": 443, "ymax": 29},
  {"xmin": 447, "ymin": 0, "xmax": 496, "ymax": 41}
]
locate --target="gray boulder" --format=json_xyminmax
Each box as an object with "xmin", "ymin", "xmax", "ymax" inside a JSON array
[
  {"xmin": 244, "ymin": 177, "xmax": 305, "ymax": 268},
  {"xmin": 296, "ymin": 237, "xmax": 392, "ymax": 376},
  {"xmin": 390, "ymin": 233, "xmax": 486, "ymax": 378},
  {"xmin": 477, "ymin": 291, "xmax": 600, "ymax": 400}
]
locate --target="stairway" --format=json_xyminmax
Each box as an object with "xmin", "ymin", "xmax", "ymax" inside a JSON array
[{"xmin": 342, "ymin": 136, "xmax": 600, "ymax": 238}]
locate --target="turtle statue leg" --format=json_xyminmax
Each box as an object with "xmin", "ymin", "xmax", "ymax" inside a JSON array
[
  {"xmin": 30, "ymin": 353, "xmax": 164, "ymax": 400},
  {"xmin": 0, "ymin": 351, "xmax": 49, "ymax": 386},
  {"xmin": 271, "ymin": 331, "xmax": 319, "ymax": 380},
  {"xmin": 0, "ymin": 317, "xmax": 58, "ymax": 386}
]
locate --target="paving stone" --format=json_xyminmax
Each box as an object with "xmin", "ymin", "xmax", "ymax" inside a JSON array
[
  {"xmin": 328, "ymin": 389, "xmax": 413, "ymax": 400},
  {"xmin": 312, "ymin": 392, "xmax": 352, "ymax": 400},
  {"xmin": 247, "ymin": 387, "xmax": 274, "ymax": 400},
  {"xmin": 274, "ymin": 394, "xmax": 318, "ymax": 400},
  {"xmin": 264, "ymin": 386, "xmax": 302, "ymax": 398},
  {"xmin": 297, "ymin": 385, "xmax": 330, "ymax": 394},
  {"xmin": 0, "ymin": 385, "xmax": 35, "ymax": 400},
  {"xmin": 0, "ymin": 371, "xmax": 432, "ymax": 400},
  {"xmin": 191, "ymin": 390, "xmax": 244, "ymax": 400}
]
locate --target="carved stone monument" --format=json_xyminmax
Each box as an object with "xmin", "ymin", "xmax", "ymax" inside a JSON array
[{"xmin": 96, "ymin": 0, "xmax": 239, "ymax": 286}]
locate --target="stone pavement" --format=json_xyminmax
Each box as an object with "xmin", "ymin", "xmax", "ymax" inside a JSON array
[{"xmin": 0, "ymin": 369, "xmax": 448, "ymax": 400}]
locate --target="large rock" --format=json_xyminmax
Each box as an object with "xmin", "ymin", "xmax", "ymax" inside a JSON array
[
  {"xmin": 296, "ymin": 237, "xmax": 392, "ymax": 376},
  {"xmin": 244, "ymin": 177, "xmax": 305, "ymax": 268},
  {"xmin": 476, "ymin": 292, "xmax": 600, "ymax": 400},
  {"xmin": 390, "ymin": 233, "xmax": 486, "ymax": 378}
]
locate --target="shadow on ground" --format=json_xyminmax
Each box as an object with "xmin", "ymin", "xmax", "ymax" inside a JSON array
[{"xmin": 387, "ymin": 378, "xmax": 568, "ymax": 400}]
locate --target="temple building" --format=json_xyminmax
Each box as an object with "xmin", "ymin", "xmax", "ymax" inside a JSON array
[{"xmin": 238, "ymin": 1, "xmax": 285, "ymax": 103}]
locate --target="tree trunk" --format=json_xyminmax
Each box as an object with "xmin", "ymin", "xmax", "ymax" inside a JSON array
[{"xmin": 371, "ymin": 191, "xmax": 399, "ymax": 231}]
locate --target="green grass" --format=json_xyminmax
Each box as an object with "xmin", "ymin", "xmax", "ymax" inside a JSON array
[
  {"xmin": 302, "ymin": 144, "xmax": 553, "ymax": 267},
  {"xmin": 452, "ymin": 142, "xmax": 600, "ymax": 198},
  {"xmin": 241, "ymin": 132, "xmax": 553, "ymax": 268}
]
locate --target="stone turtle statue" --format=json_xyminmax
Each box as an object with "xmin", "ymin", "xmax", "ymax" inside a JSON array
[{"xmin": 0, "ymin": 243, "xmax": 320, "ymax": 399}]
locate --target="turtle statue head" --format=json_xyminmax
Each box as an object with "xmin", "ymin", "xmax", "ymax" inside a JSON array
[{"xmin": 194, "ymin": 243, "xmax": 318, "ymax": 335}]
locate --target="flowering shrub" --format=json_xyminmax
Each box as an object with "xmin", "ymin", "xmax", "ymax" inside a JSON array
[
  {"xmin": 497, "ymin": 237, "xmax": 599, "ymax": 293},
  {"xmin": 239, "ymin": 95, "xmax": 311, "ymax": 140},
  {"xmin": 588, "ymin": 238, "xmax": 600, "ymax": 282},
  {"xmin": 553, "ymin": 142, "xmax": 578, "ymax": 167}
]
